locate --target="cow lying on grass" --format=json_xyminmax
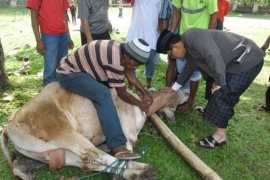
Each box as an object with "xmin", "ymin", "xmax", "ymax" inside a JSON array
[{"xmin": 1, "ymin": 82, "xmax": 185, "ymax": 179}]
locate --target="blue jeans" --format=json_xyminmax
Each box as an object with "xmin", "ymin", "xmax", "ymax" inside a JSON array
[
  {"xmin": 56, "ymin": 72, "xmax": 127, "ymax": 149},
  {"xmin": 177, "ymin": 58, "xmax": 201, "ymax": 93},
  {"xmin": 42, "ymin": 32, "xmax": 68, "ymax": 86},
  {"xmin": 144, "ymin": 49, "xmax": 158, "ymax": 78}
]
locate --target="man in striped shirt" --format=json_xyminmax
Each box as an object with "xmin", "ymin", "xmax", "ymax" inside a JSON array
[{"xmin": 56, "ymin": 39, "xmax": 153, "ymax": 159}]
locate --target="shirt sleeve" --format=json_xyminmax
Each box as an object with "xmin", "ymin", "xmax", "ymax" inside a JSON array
[
  {"xmin": 187, "ymin": 31, "xmax": 226, "ymax": 86},
  {"xmin": 26, "ymin": 0, "xmax": 42, "ymax": 10},
  {"xmin": 225, "ymin": 1, "xmax": 230, "ymax": 15},
  {"xmin": 171, "ymin": 0, "xmax": 181, "ymax": 8},
  {"xmin": 63, "ymin": 0, "xmax": 70, "ymax": 10},
  {"xmin": 105, "ymin": 65, "xmax": 126, "ymax": 88},
  {"xmin": 176, "ymin": 62, "xmax": 196, "ymax": 86},
  {"xmin": 207, "ymin": 0, "xmax": 218, "ymax": 15},
  {"xmin": 78, "ymin": 0, "xmax": 91, "ymax": 19}
]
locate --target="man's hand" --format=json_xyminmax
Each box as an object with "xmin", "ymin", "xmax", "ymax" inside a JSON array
[
  {"xmin": 212, "ymin": 82, "xmax": 221, "ymax": 94},
  {"xmin": 143, "ymin": 93, "xmax": 153, "ymax": 105},
  {"xmin": 68, "ymin": 39, "xmax": 74, "ymax": 50},
  {"xmin": 177, "ymin": 100, "xmax": 193, "ymax": 113},
  {"xmin": 36, "ymin": 40, "xmax": 45, "ymax": 56},
  {"xmin": 161, "ymin": 86, "xmax": 174, "ymax": 93},
  {"xmin": 139, "ymin": 99, "xmax": 151, "ymax": 113}
]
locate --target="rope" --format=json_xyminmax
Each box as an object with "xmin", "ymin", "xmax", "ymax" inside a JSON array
[
  {"xmin": 77, "ymin": 144, "xmax": 149, "ymax": 179},
  {"xmin": 77, "ymin": 159, "xmax": 127, "ymax": 180},
  {"xmin": 137, "ymin": 144, "xmax": 149, "ymax": 156}
]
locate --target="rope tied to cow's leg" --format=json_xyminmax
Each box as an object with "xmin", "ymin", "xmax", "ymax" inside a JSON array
[
  {"xmin": 108, "ymin": 159, "xmax": 128, "ymax": 176},
  {"xmin": 77, "ymin": 159, "xmax": 128, "ymax": 180}
]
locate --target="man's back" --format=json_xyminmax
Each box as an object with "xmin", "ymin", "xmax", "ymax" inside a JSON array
[{"xmin": 172, "ymin": 0, "xmax": 217, "ymax": 34}]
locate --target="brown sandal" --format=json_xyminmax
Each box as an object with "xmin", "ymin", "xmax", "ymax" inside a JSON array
[
  {"xmin": 114, "ymin": 150, "xmax": 141, "ymax": 160},
  {"xmin": 112, "ymin": 146, "xmax": 141, "ymax": 160}
]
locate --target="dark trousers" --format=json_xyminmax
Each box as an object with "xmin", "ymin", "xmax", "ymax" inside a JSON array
[
  {"xmin": 203, "ymin": 61, "xmax": 264, "ymax": 128},
  {"xmin": 56, "ymin": 72, "xmax": 127, "ymax": 149},
  {"xmin": 216, "ymin": 20, "xmax": 224, "ymax": 30},
  {"xmin": 266, "ymin": 86, "xmax": 270, "ymax": 108},
  {"xmin": 80, "ymin": 31, "xmax": 111, "ymax": 45}
]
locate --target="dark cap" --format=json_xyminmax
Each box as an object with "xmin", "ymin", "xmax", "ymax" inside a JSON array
[{"xmin": 156, "ymin": 29, "xmax": 181, "ymax": 54}]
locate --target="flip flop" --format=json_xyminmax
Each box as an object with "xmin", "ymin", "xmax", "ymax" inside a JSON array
[
  {"xmin": 114, "ymin": 150, "xmax": 141, "ymax": 160},
  {"xmin": 198, "ymin": 135, "xmax": 226, "ymax": 148}
]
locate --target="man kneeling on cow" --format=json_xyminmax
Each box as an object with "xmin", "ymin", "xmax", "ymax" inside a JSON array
[{"xmin": 56, "ymin": 39, "xmax": 153, "ymax": 160}]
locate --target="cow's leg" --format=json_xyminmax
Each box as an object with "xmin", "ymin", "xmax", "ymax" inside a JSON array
[
  {"xmin": 9, "ymin": 127, "xmax": 155, "ymax": 179},
  {"xmin": 52, "ymin": 131, "xmax": 156, "ymax": 179}
]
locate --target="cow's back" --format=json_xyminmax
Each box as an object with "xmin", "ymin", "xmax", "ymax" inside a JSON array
[{"xmin": 8, "ymin": 82, "xmax": 145, "ymax": 148}]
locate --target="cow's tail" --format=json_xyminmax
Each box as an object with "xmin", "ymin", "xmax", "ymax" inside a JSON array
[{"xmin": 1, "ymin": 127, "xmax": 14, "ymax": 173}]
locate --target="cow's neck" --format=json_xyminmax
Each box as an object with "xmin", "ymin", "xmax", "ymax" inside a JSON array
[{"xmin": 146, "ymin": 91, "xmax": 182, "ymax": 117}]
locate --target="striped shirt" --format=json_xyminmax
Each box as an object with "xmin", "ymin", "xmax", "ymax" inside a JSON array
[{"xmin": 57, "ymin": 40, "xmax": 125, "ymax": 88}]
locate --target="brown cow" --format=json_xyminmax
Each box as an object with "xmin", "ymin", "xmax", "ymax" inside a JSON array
[{"xmin": 1, "ymin": 82, "xmax": 186, "ymax": 179}]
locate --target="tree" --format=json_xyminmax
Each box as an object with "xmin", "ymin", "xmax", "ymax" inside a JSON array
[{"xmin": 0, "ymin": 38, "xmax": 9, "ymax": 90}]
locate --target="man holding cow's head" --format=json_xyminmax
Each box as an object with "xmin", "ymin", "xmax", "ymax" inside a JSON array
[{"xmin": 56, "ymin": 39, "xmax": 153, "ymax": 159}]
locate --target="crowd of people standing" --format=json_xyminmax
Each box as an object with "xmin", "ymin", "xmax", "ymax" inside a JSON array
[{"xmin": 26, "ymin": 0, "xmax": 268, "ymax": 158}]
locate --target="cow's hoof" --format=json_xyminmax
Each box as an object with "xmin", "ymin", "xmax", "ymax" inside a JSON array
[
  {"xmin": 166, "ymin": 116, "xmax": 176, "ymax": 124},
  {"xmin": 130, "ymin": 165, "xmax": 156, "ymax": 180},
  {"xmin": 143, "ymin": 165, "xmax": 156, "ymax": 180}
]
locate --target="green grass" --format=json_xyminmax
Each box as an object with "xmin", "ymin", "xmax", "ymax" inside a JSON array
[{"xmin": 1, "ymin": 6, "xmax": 270, "ymax": 180}]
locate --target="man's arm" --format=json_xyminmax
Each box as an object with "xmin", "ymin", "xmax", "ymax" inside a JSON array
[
  {"xmin": 124, "ymin": 67, "xmax": 153, "ymax": 106},
  {"xmin": 261, "ymin": 35, "xmax": 270, "ymax": 52},
  {"xmin": 65, "ymin": 11, "xmax": 74, "ymax": 50},
  {"xmin": 81, "ymin": 19, "xmax": 93, "ymax": 43},
  {"xmin": 30, "ymin": 9, "xmax": 44, "ymax": 56},
  {"xmin": 115, "ymin": 86, "xmax": 150, "ymax": 113},
  {"xmin": 208, "ymin": 12, "xmax": 217, "ymax": 29},
  {"xmin": 170, "ymin": 7, "xmax": 181, "ymax": 33}
]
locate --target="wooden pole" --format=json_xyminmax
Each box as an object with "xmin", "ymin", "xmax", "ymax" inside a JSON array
[{"xmin": 150, "ymin": 113, "xmax": 222, "ymax": 180}]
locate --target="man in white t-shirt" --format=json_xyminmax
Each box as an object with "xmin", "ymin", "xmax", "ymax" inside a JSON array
[{"xmin": 126, "ymin": 0, "xmax": 161, "ymax": 91}]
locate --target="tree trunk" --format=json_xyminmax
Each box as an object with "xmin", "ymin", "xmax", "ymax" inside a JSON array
[{"xmin": 0, "ymin": 38, "xmax": 9, "ymax": 90}]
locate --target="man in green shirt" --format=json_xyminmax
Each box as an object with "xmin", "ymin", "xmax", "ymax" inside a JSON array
[{"xmin": 168, "ymin": 0, "xmax": 217, "ymax": 112}]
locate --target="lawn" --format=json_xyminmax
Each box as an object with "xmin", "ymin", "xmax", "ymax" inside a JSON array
[{"xmin": 0, "ymin": 5, "xmax": 270, "ymax": 180}]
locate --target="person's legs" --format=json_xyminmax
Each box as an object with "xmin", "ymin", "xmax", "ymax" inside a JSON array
[
  {"xmin": 144, "ymin": 49, "xmax": 157, "ymax": 90},
  {"xmin": 176, "ymin": 59, "xmax": 190, "ymax": 93},
  {"xmin": 200, "ymin": 61, "xmax": 263, "ymax": 148},
  {"xmin": 176, "ymin": 59, "xmax": 201, "ymax": 112},
  {"xmin": 56, "ymin": 72, "xmax": 127, "ymax": 149},
  {"xmin": 57, "ymin": 32, "xmax": 68, "ymax": 67},
  {"xmin": 42, "ymin": 33, "xmax": 61, "ymax": 86},
  {"xmin": 71, "ymin": 9, "xmax": 76, "ymax": 23},
  {"xmin": 216, "ymin": 20, "xmax": 223, "ymax": 30},
  {"xmin": 80, "ymin": 32, "xmax": 87, "ymax": 46},
  {"xmin": 265, "ymin": 86, "xmax": 270, "ymax": 108}
]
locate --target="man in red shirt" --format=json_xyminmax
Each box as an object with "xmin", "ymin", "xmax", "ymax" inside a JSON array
[
  {"xmin": 216, "ymin": 0, "xmax": 230, "ymax": 30},
  {"xmin": 26, "ymin": 0, "xmax": 74, "ymax": 87}
]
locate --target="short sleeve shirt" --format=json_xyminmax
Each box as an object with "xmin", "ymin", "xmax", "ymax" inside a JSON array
[
  {"xmin": 77, "ymin": 0, "xmax": 109, "ymax": 34},
  {"xmin": 26, "ymin": 0, "xmax": 69, "ymax": 34},
  {"xmin": 57, "ymin": 40, "xmax": 125, "ymax": 88},
  {"xmin": 172, "ymin": 0, "xmax": 217, "ymax": 34}
]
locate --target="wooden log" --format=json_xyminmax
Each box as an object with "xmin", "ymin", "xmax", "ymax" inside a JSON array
[{"xmin": 150, "ymin": 113, "xmax": 222, "ymax": 180}]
